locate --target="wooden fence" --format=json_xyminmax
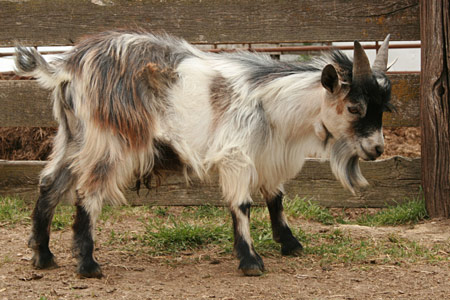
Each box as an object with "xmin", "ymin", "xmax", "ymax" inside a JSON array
[{"xmin": 0, "ymin": 0, "xmax": 421, "ymax": 207}]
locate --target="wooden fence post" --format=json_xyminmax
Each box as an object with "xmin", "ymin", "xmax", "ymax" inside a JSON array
[{"xmin": 420, "ymin": 0, "xmax": 450, "ymax": 218}]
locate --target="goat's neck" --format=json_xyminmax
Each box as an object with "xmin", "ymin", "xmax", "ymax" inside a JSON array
[{"xmin": 261, "ymin": 73, "xmax": 324, "ymax": 142}]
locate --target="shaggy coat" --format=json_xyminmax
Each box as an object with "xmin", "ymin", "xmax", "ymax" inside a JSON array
[{"xmin": 15, "ymin": 30, "xmax": 392, "ymax": 277}]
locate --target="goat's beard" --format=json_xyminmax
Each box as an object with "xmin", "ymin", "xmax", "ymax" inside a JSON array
[{"xmin": 330, "ymin": 138, "xmax": 368, "ymax": 195}]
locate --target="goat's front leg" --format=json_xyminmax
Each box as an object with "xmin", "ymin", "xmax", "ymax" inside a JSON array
[
  {"xmin": 230, "ymin": 201, "xmax": 264, "ymax": 276},
  {"xmin": 266, "ymin": 191, "xmax": 303, "ymax": 256},
  {"xmin": 219, "ymin": 157, "xmax": 264, "ymax": 276}
]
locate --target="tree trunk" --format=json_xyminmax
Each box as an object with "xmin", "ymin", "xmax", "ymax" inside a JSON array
[{"xmin": 420, "ymin": 0, "xmax": 450, "ymax": 218}]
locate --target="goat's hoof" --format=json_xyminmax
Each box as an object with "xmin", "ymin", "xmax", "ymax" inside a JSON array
[
  {"xmin": 31, "ymin": 252, "xmax": 58, "ymax": 270},
  {"xmin": 77, "ymin": 260, "xmax": 103, "ymax": 278},
  {"xmin": 241, "ymin": 266, "xmax": 264, "ymax": 276},
  {"xmin": 281, "ymin": 238, "xmax": 303, "ymax": 256},
  {"xmin": 239, "ymin": 255, "xmax": 265, "ymax": 276}
]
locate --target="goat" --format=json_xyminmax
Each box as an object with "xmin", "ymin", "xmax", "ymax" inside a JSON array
[{"xmin": 15, "ymin": 30, "xmax": 392, "ymax": 277}]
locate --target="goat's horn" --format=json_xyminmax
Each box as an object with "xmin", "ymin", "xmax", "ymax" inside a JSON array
[
  {"xmin": 352, "ymin": 41, "xmax": 372, "ymax": 81},
  {"xmin": 372, "ymin": 34, "xmax": 391, "ymax": 73}
]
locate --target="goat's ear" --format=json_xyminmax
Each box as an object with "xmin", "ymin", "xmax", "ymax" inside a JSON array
[{"xmin": 321, "ymin": 64, "xmax": 339, "ymax": 94}]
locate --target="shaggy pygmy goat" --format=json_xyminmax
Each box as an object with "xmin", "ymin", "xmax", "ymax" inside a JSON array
[{"xmin": 15, "ymin": 31, "xmax": 393, "ymax": 277}]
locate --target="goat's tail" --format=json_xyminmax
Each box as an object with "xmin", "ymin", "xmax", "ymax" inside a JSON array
[{"xmin": 14, "ymin": 46, "xmax": 63, "ymax": 89}]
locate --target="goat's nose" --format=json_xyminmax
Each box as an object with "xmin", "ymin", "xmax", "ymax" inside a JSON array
[{"xmin": 375, "ymin": 144, "xmax": 384, "ymax": 157}]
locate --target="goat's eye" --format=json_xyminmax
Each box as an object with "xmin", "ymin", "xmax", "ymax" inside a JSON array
[{"xmin": 347, "ymin": 106, "xmax": 360, "ymax": 115}]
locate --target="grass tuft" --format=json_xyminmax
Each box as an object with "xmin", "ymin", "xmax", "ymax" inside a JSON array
[
  {"xmin": 356, "ymin": 198, "xmax": 428, "ymax": 226},
  {"xmin": 285, "ymin": 197, "xmax": 335, "ymax": 225},
  {"xmin": 0, "ymin": 196, "xmax": 30, "ymax": 226},
  {"xmin": 52, "ymin": 205, "xmax": 75, "ymax": 230},
  {"xmin": 284, "ymin": 196, "xmax": 428, "ymax": 227},
  {"xmin": 141, "ymin": 218, "xmax": 232, "ymax": 255}
]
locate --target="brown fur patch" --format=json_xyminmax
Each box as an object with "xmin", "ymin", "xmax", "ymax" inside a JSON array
[
  {"xmin": 140, "ymin": 63, "xmax": 178, "ymax": 97},
  {"xmin": 209, "ymin": 75, "xmax": 232, "ymax": 128},
  {"xmin": 336, "ymin": 99, "xmax": 345, "ymax": 115},
  {"xmin": 92, "ymin": 58, "xmax": 179, "ymax": 151},
  {"xmin": 92, "ymin": 100, "xmax": 153, "ymax": 151}
]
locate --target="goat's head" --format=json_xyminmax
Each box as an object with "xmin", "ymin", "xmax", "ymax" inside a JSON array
[{"xmin": 317, "ymin": 35, "xmax": 393, "ymax": 194}]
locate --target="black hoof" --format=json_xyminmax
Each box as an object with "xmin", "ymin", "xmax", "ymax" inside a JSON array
[
  {"xmin": 239, "ymin": 254, "xmax": 265, "ymax": 276},
  {"xmin": 281, "ymin": 237, "xmax": 303, "ymax": 256},
  {"xmin": 78, "ymin": 259, "xmax": 103, "ymax": 278}
]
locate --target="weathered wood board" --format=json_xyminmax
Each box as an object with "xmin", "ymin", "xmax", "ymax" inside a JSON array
[
  {"xmin": 420, "ymin": 0, "xmax": 450, "ymax": 218},
  {"xmin": 0, "ymin": 157, "xmax": 421, "ymax": 208},
  {"xmin": 0, "ymin": 73, "xmax": 420, "ymax": 127},
  {"xmin": 0, "ymin": 0, "xmax": 419, "ymax": 47}
]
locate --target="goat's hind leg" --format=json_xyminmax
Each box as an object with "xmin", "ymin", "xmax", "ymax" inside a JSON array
[
  {"xmin": 71, "ymin": 154, "xmax": 130, "ymax": 278},
  {"xmin": 265, "ymin": 191, "xmax": 303, "ymax": 256},
  {"xmin": 29, "ymin": 163, "xmax": 74, "ymax": 269},
  {"xmin": 72, "ymin": 192, "xmax": 103, "ymax": 278}
]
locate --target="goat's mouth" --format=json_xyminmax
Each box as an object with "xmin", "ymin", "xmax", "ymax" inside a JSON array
[
  {"xmin": 330, "ymin": 138, "xmax": 369, "ymax": 195},
  {"xmin": 358, "ymin": 144, "xmax": 376, "ymax": 161}
]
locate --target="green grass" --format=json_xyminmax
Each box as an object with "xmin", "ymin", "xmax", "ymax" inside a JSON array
[
  {"xmin": 105, "ymin": 196, "xmax": 445, "ymax": 265},
  {"xmin": 0, "ymin": 196, "xmax": 30, "ymax": 225},
  {"xmin": 355, "ymin": 198, "xmax": 428, "ymax": 226},
  {"xmin": 0, "ymin": 196, "xmax": 77, "ymax": 229},
  {"xmin": 105, "ymin": 205, "xmax": 447, "ymax": 265},
  {"xmin": 285, "ymin": 196, "xmax": 428, "ymax": 227},
  {"xmin": 0, "ymin": 195, "xmax": 428, "ymax": 229},
  {"xmin": 141, "ymin": 218, "xmax": 232, "ymax": 255},
  {"xmin": 285, "ymin": 197, "xmax": 336, "ymax": 225},
  {"xmin": 1, "ymin": 195, "xmax": 445, "ymax": 266},
  {"xmin": 51, "ymin": 205, "xmax": 75, "ymax": 230},
  {"xmin": 182, "ymin": 204, "xmax": 228, "ymax": 219}
]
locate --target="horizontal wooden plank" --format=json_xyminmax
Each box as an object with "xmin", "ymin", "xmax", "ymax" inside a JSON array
[
  {"xmin": 0, "ymin": 73, "xmax": 419, "ymax": 127},
  {"xmin": 0, "ymin": 157, "xmax": 421, "ymax": 208},
  {"xmin": 0, "ymin": 80, "xmax": 56, "ymax": 127},
  {"xmin": 0, "ymin": 0, "xmax": 419, "ymax": 47}
]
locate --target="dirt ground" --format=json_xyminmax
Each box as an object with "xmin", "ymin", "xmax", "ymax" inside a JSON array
[{"xmin": 1, "ymin": 215, "xmax": 448, "ymax": 300}]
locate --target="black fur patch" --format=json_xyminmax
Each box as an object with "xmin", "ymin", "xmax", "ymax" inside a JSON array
[
  {"xmin": 349, "ymin": 74, "xmax": 391, "ymax": 138},
  {"xmin": 72, "ymin": 203, "xmax": 102, "ymax": 278},
  {"xmin": 153, "ymin": 140, "xmax": 184, "ymax": 171},
  {"xmin": 239, "ymin": 202, "xmax": 251, "ymax": 218},
  {"xmin": 266, "ymin": 192, "xmax": 303, "ymax": 255},
  {"xmin": 29, "ymin": 198, "xmax": 56, "ymax": 269},
  {"xmin": 29, "ymin": 165, "xmax": 73, "ymax": 268},
  {"xmin": 230, "ymin": 206, "xmax": 265, "ymax": 274},
  {"xmin": 235, "ymin": 234, "xmax": 264, "ymax": 273}
]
